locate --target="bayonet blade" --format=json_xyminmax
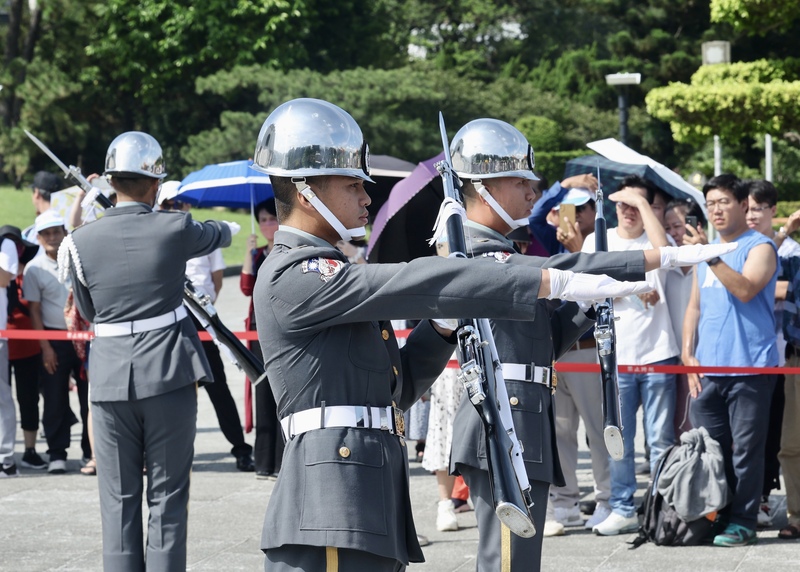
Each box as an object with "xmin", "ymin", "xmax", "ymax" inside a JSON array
[
  {"xmin": 24, "ymin": 130, "xmax": 72, "ymax": 178},
  {"xmin": 438, "ymin": 112, "xmax": 455, "ymax": 168}
]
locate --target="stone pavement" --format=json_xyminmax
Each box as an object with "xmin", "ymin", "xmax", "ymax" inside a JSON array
[{"xmin": 1, "ymin": 275, "xmax": 798, "ymax": 571}]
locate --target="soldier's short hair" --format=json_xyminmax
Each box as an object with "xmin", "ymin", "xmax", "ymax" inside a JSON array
[
  {"xmin": 109, "ymin": 176, "xmax": 156, "ymax": 199},
  {"xmin": 269, "ymin": 175, "xmax": 332, "ymax": 222}
]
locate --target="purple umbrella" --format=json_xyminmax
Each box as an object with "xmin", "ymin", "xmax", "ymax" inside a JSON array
[{"xmin": 367, "ymin": 153, "xmax": 444, "ymax": 263}]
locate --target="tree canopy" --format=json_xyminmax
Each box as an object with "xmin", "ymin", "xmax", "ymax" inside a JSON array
[{"xmin": 2, "ymin": 0, "xmax": 800, "ymax": 194}]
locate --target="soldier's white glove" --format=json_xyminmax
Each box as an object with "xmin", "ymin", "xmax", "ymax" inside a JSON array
[
  {"xmin": 659, "ymin": 243, "xmax": 737, "ymax": 267},
  {"xmin": 222, "ymin": 221, "xmax": 241, "ymax": 236},
  {"xmin": 547, "ymin": 268, "xmax": 652, "ymax": 302}
]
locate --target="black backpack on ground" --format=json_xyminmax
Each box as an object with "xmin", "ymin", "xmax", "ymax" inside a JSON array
[{"xmin": 630, "ymin": 445, "xmax": 716, "ymax": 548}]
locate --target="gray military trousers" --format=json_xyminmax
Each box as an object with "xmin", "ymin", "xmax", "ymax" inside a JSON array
[
  {"xmin": 461, "ymin": 465, "xmax": 549, "ymax": 572},
  {"xmin": 92, "ymin": 383, "xmax": 197, "ymax": 572}
]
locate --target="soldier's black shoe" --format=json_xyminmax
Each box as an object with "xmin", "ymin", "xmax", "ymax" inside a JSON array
[{"xmin": 236, "ymin": 454, "xmax": 255, "ymax": 472}]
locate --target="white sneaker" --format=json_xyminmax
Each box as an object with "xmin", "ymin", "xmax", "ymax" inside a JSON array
[
  {"xmin": 592, "ymin": 511, "xmax": 639, "ymax": 536},
  {"xmin": 757, "ymin": 496, "xmax": 774, "ymax": 528},
  {"xmin": 543, "ymin": 519, "xmax": 565, "ymax": 537},
  {"xmin": 554, "ymin": 505, "xmax": 583, "ymax": 527},
  {"xmin": 585, "ymin": 503, "xmax": 612, "ymax": 529},
  {"xmin": 47, "ymin": 459, "xmax": 67, "ymax": 474},
  {"xmin": 436, "ymin": 499, "xmax": 458, "ymax": 531}
]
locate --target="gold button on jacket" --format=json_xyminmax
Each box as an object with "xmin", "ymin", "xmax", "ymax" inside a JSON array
[
  {"xmin": 509, "ymin": 396, "xmax": 519, "ymax": 406},
  {"xmin": 339, "ymin": 446, "xmax": 351, "ymax": 458}
]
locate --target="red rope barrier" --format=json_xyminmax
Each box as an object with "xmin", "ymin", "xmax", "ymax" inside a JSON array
[{"xmin": 2, "ymin": 329, "xmax": 791, "ymax": 374}]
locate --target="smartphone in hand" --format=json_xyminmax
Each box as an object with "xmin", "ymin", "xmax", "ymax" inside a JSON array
[
  {"xmin": 685, "ymin": 215, "xmax": 698, "ymax": 236},
  {"xmin": 559, "ymin": 203, "xmax": 576, "ymax": 235}
]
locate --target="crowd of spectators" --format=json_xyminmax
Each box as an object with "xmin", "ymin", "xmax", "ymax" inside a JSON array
[{"xmin": 529, "ymin": 172, "xmax": 800, "ymax": 545}]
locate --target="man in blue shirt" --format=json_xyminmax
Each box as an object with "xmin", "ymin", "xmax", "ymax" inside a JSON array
[{"xmin": 683, "ymin": 174, "xmax": 778, "ymax": 546}]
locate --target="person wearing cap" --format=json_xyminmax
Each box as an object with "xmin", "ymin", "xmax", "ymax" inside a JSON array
[
  {"xmin": 0, "ymin": 227, "xmax": 21, "ymax": 477},
  {"xmin": 30, "ymin": 171, "xmax": 62, "ymax": 215},
  {"xmin": 529, "ymin": 174, "xmax": 598, "ymax": 256},
  {"xmin": 60, "ymin": 132, "xmax": 238, "ymax": 571},
  {"xmin": 248, "ymin": 98, "xmax": 730, "ymax": 571},
  {"xmin": 21, "ymin": 211, "xmax": 90, "ymax": 474},
  {"xmin": 157, "ymin": 181, "xmax": 256, "ymax": 473},
  {"xmin": 1, "ymin": 225, "xmax": 48, "ymax": 472}
]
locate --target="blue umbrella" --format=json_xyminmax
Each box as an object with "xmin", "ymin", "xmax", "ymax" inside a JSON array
[{"xmin": 178, "ymin": 159, "xmax": 273, "ymax": 209}]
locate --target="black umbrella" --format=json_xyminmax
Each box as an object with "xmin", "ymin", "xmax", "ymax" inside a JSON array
[{"xmin": 367, "ymin": 154, "xmax": 444, "ymax": 263}]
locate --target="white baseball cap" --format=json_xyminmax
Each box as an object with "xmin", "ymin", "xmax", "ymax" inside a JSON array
[
  {"xmin": 34, "ymin": 210, "xmax": 66, "ymax": 234},
  {"xmin": 556, "ymin": 188, "xmax": 594, "ymax": 209}
]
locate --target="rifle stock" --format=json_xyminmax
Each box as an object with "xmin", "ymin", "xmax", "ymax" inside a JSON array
[
  {"xmin": 436, "ymin": 112, "xmax": 536, "ymax": 538},
  {"xmin": 183, "ymin": 281, "xmax": 268, "ymax": 386}
]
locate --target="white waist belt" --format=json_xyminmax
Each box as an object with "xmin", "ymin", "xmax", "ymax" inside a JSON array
[
  {"xmin": 281, "ymin": 405, "xmax": 400, "ymax": 439},
  {"xmin": 502, "ymin": 363, "xmax": 552, "ymax": 388},
  {"xmin": 93, "ymin": 306, "xmax": 188, "ymax": 337}
]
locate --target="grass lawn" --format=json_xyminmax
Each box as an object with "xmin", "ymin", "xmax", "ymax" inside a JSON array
[{"xmin": 0, "ymin": 185, "xmax": 256, "ymax": 268}]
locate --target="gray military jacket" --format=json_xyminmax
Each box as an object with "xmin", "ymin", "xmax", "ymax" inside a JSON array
[
  {"xmin": 254, "ymin": 228, "xmax": 553, "ymax": 564},
  {"xmin": 69, "ymin": 202, "xmax": 231, "ymax": 402},
  {"xmin": 450, "ymin": 221, "xmax": 646, "ymax": 485}
]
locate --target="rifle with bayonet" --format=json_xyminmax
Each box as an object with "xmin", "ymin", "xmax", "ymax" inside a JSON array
[
  {"xmin": 26, "ymin": 129, "xmax": 267, "ymax": 386},
  {"xmin": 592, "ymin": 184, "xmax": 624, "ymax": 460},
  {"xmin": 434, "ymin": 112, "xmax": 536, "ymax": 538},
  {"xmin": 25, "ymin": 129, "xmax": 114, "ymax": 210}
]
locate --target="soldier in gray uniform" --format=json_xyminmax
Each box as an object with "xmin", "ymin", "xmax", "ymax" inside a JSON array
[
  {"xmin": 445, "ymin": 119, "xmax": 737, "ymax": 571},
  {"xmin": 249, "ymin": 99, "xmax": 661, "ymax": 572},
  {"xmin": 60, "ymin": 132, "xmax": 237, "ymax": 572}
]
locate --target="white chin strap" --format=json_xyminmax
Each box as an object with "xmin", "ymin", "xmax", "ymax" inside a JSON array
[
  {"xmin": 474, "ymin": 179, "xmax": 529, "ymax": 229},
  {"xmin": 293, "ymin": 178, "xmax": 366, "ymax": 242}
]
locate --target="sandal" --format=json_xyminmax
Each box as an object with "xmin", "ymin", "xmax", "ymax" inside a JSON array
[
  {"xmin": 80, "ymin": 458, "xmax": 97, "ymax": 476},
  {"xmin": 778, "ymin": 523, "xmax": 800, "ymax": 540}
]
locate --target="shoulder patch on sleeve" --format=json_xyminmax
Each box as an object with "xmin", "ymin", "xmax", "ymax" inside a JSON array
[
  {"xmin": 301, "ymin": 258, "xmax": 345, "ymax": 282},
  {"xmin": 481, "ymin": 251, "xmax": 513, "ymax": 263}
]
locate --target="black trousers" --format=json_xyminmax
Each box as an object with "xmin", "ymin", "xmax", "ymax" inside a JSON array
[
  {"xmin": 249, "ymin": 342, "xmax": 284, "ymax": 474},
  {"xmin": 9, "ymin": 354, "xmax": 40, "ymax": 432},
  {"xmin": 201, "ymin": 339, "xmax": 252, "ymax": 458},
  {"xmin": 41, "ymin": 338, "xmax": 89, "ymax": 460}
]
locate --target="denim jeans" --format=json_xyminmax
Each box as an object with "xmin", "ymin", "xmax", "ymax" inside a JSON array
[{"xmin": 609, "ymin": 356, "xmax": 677, "ymax": 517}]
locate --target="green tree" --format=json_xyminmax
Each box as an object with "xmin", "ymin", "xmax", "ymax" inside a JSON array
[{"xmin": 711, "ymin": 0, "xmax": 800, "ymax": 35}]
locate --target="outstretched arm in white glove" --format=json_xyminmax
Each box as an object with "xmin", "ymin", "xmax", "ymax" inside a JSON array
[
  {"xmin": 658, "ymin": 242, "xmax": 738, "ymax": 268},
  {"xmin": 546, "ymin": 268, "xmax": 652, "ymax": 302}
]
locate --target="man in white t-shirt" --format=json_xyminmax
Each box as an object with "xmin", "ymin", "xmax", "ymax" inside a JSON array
[
  {"xmin": 582, "ymin": 175, "xmax": 680, "ymax": 535},
  {"xmin": 1, "ymin": 233, "xmax": 20, "ymax": 477}
]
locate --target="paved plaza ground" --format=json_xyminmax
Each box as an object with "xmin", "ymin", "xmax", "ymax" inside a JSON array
[{"xmin": 2, "ymin": 275, "xmax": 798, "ymax": 570}]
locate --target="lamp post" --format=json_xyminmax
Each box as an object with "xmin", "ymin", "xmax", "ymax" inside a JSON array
[{"xmin": 605, "ymin": 73, "xmax": 641, "ymax": 146}]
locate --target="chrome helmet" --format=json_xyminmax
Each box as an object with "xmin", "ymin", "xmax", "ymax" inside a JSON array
[
  {"xmin": 104, "ymin": 131, "xmax": 167, "ymax": 179},
  {"xmin": 252, "ymin": 98, "xmax": 374, "ymax": 182},
  {"xmin": 450, "ymin": 119, "xmax": 537, "ymax": 181}
]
